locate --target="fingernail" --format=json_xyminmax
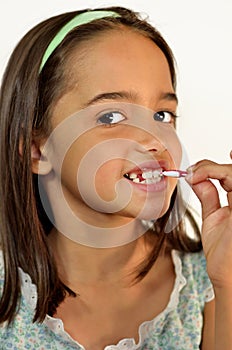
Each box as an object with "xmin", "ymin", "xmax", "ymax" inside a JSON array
[
  {"xmin": 185, "ymin": 172, "xmax": 192, "ymax": 181},
  {"xmin": 185, "ymin": 165, "xmax": 195, "ymax": 181},
  {"xmin": 186, "ymin": 163, "xmax": 197, "ymax": 172}
]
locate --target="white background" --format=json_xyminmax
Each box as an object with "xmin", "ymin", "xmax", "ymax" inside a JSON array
[{"xmin": 0, "ymin": 0, "xmax": 231, "ymax": 211}]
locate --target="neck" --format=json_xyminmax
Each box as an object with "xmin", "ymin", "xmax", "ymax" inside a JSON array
[{"xmin": 48, "ymin": 228, "xmax": 155, "ymax": 289}]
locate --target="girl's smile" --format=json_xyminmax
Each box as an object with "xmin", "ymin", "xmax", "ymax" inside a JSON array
[{"xmin": 123, "ymin": 159, "xmax": 169, "ymax": 192}]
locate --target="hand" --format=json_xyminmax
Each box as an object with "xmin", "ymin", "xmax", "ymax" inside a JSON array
[{"xmin": 186, "ymin": 151, "xmax": 232, "ymax": 289}]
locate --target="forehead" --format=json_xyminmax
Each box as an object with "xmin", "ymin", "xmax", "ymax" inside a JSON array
[{"xmin": 67, "ymin": 29, "xmax": 173, "ymax": 93}]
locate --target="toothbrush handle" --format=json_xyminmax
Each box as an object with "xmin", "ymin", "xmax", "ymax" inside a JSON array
[{"xmin": 162, "ymin": 170, "xmax": 188, "ymax": 178}]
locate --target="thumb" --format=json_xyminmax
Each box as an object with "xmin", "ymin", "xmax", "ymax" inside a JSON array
[{"xmin": 190, "ymin": 180, "xmax": 221, "ymax": 220}]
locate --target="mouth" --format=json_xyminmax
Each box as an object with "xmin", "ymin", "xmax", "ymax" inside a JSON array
[{"xmin": 123, "ymin": 161, "xmax": 168, "ymax": 185}]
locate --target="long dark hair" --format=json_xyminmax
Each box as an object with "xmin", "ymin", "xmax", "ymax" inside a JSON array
[{"xmin": 0, "ymin": 6, "xmax": 202, "ymax": 324}]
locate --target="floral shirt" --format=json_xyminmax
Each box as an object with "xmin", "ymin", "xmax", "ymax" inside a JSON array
[{"xmin": 0, "ymin": 250, "xmax": 214, "ymax": 350}]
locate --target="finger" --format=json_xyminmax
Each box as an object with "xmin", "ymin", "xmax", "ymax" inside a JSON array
[
  {"xmin": 230, "ymin": 150, "xmax": 232, "ymax": 160},
  {"xmin": 228, "ymin": 191, "xmax": 232, "ymax": 208},
  {"xmin": 189, "ymin": 159, "xmax": 217, "ymax": 169},
  {"xmin": 187, "ymin": 161, "xmax": 232, "ymax": 192},
  {"xmin": 190, "ymin": 179, "xmax": 221, "ymax": 220}
]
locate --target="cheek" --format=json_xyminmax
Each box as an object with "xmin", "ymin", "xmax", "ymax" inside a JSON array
[
  {"xmin": 61, "ymin": 147, "xmax": 83, "ymax": 196},
  {"xmin": 95, "ymin": 160, "xmax": 124, "ymax": 201},
  {"xmin": 168, "ymin": 177, "xmax": 178, "ymax": 196},
  {"xmin": 59, "ymin": 134, "xmax": 94, "ymax": 194},
  {"xmin": 167, "ymin": 133, "xmax": 183, "ymax": 168}
]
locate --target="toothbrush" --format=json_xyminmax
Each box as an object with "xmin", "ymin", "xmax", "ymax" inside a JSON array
[{"xmin": 161, "ymin": 170, "xmax": 188, "ymax": 178}]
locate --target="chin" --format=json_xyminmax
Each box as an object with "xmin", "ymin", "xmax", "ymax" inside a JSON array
[
  {"xmin": 137, "ymin": 209, "xmax": 167, "ymax": 221},
  {"xmin": 135, "ymin": 197, "xmax": 171, "ymax": 221},
  {"xmin": 119, "ymin": 202, "xmax": 169, "ymax": 222}
]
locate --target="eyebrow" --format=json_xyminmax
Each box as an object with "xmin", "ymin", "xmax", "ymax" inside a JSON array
[
  {"xmin": 83, "ymin": 91, "xmax": 137, "ymax": 107},
  {"xmin": 160, "ymin": 92, "xmax": 178, "ymax": 104},
  {"xmin": 83, "ymin": 90, "xmax": 178, "ymax": 107}
]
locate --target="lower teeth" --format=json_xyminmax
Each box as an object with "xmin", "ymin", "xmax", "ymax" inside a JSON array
[{"xmin": 140, "ymin": 178, "xmax": 161, "ymax": 184}]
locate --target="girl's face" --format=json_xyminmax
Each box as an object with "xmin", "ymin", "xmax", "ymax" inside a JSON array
[{"xmin": 45, "ymin": 29, "xmax": 182, "ymax": 225}]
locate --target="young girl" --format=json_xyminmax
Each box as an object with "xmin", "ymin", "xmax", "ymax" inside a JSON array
[{"xmin": 0, "ymin": 6, "xmax": 232, "ymax": 350}]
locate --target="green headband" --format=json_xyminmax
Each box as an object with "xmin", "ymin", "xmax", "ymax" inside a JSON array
[{"xmin": 40, "ymin": 10, "xmax": 120, "ymax": 72}]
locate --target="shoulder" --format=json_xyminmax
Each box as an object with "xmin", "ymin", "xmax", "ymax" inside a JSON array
[
  {"xmin": 180, "ymin": 249, "xmax": 207, "ymax": 273},
  {"xmin": 180, "ymin": 249, "xmax": 208, "ymax": 281},
  {"xmin": 174, "ymin": 250, "xmax": 215, "ymax": 302}
]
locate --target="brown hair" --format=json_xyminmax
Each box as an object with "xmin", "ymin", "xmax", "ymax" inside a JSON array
[{"xmin": 0, "ymin": 6, "xmax": 202, "ymax": 324}]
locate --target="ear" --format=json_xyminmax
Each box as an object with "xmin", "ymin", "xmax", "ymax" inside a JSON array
[
  {"xmin": 19, "ymin": 138, "xmax": 53, "ymax": 175},
  {"xmin": 31, "ymin": 140, "xmax": 53, "ymax": 175}
]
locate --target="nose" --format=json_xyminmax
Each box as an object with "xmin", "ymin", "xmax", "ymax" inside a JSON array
[
  {"xmin": 144, "ymin": 139, "xmax": 167, "ymax": 155},
  {"xmin": 133, "ymin": 127, "xmax": 167, "ymax": 155}
]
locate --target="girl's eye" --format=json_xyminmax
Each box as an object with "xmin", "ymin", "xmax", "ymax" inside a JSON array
[
  {"xmin": 153, "ymin": 111, "xmax": 175, "ymax": 123},
  {"xmin": 97, "ymin": 111, "xmax": 126, "ymax": 125}
]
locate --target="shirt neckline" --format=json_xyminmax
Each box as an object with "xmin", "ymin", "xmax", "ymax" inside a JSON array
[{"xmin": 19, "ymin": 250, "xmax": 186, "ymax": 350}]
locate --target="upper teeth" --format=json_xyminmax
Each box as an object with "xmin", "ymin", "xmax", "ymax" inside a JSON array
[
  {"xmin": 125, "ymin": 169, "xmax": 163, "ymax": 184},
  {"xmin": 128, "ymin": 173, "xmax": 137, "ymax": 179},
  {"xmin": 142, "ymin": 170, "xmax": 161, "ymax": 179}
]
